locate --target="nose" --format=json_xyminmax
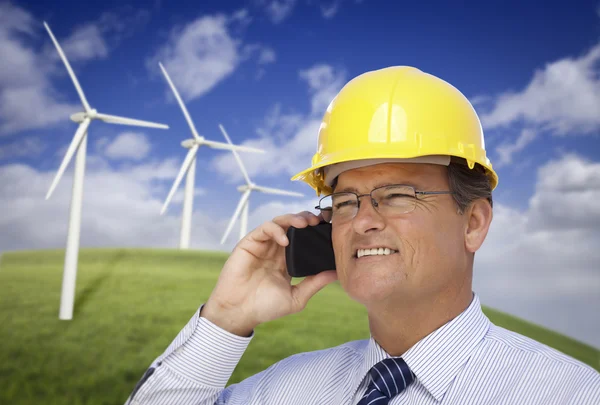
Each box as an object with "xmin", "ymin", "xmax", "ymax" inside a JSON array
[{"xmin": 351, "ymin": 195, "xmax": 385, "ymax": 235}]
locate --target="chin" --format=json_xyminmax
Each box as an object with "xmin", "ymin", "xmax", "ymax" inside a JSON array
[{"xmin": 340, "ymin": 269, "xmax": 401, "ymax": 305}]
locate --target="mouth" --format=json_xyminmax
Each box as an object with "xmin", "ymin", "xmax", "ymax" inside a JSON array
[{"xmin": 354, "ymin": 247, "xmax": 399, "ymax": 259}]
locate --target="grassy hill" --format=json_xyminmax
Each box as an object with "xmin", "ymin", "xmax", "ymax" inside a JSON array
[{"xmin": 0, "ymin": 248, "xmax": 597, "ymax": 405}]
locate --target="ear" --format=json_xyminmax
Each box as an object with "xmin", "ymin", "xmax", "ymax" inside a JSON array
[{"xmin": 465, "ymin": 199, "xmax": 493, "ymax": 253}]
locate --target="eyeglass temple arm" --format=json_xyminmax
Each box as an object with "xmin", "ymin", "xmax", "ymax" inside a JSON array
[{"xmin": 415, "ymin": 191, "xmax": 454, "ymax": 196}]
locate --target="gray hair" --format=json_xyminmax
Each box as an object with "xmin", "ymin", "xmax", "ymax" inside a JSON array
[{"xmin": 447, "ymin": 157, "xmax": 493, "ymax": 214}]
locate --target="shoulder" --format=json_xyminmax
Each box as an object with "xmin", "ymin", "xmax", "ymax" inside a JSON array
[
  {"xmin": 484, "ymin": 324, "xmax": 596, "ymax": 370},
  {"xmin": 478, "ymin": 324, "xmax": 600, "ymax": 395}
]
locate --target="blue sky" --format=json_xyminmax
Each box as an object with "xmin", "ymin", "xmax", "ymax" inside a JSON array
[{"xmin": 1, "ymin": 0, "xmax": 599, "ymax": 347}]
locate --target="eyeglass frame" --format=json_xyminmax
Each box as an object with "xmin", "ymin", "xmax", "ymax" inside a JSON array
[{"xmin": 314, "ymin": 184, "xmax": 455, "ymax": 223}]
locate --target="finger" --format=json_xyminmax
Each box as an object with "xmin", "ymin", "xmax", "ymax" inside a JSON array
[
  {"xmin": 290, "ymin": 270, "xmax": 338, "ymax": 311},
  {"xmin": 272, "ymin": 212, "xmax": 306, "ymax": 227},
  {"xmin": 248, "ymin": 221, "xmax": 289, "ymax": 246},
  {"xmin": 272, "ymin": 211, "xmax": 315, "ymax": 230},
  {"xmin": 315, "ymin": 211, "xmax": 325, "ymax": 223},
  {"xmin": 297, "ymin": 210, "xmax": 321, "ymax": 226}
]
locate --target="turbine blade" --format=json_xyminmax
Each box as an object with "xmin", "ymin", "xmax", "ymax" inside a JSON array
[
  {"xmin": 161, "ymin": 145, "xmax": 199, "ymax": 214},
  {"xmin": 253, "ymin": 185, "xmax": 304, "ymax": 197},
  {"xmin": 43, "ymin": 22, "xmax": 91, "ymax": 112},
  {"xmin": 221, "ymin": 190, "xmax": 252, "ymax": 244},
  {"xmin": 218, "ymin": 124, "xmax": 252, "ymax": 186},
  {"xmin": 46, "ymin": 118, "xmax": 91, "ymax": 199},
  {"xmin": 95, "ymin": 113, "xmax": 168, "ymax": 129},
  {"xmin": 202, "ymin": 140, "xmax": 265, "ymax": 154},
  {"xmin": 158, "ymin": 62, "xmax": 200, "ymax": 140}
]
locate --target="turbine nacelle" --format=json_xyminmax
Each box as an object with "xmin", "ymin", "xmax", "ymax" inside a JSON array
[
  {"xmin": 70, "ymin": 109, "xmax": 98, "ymax": 123},
  {"xmin": 237, "ymin": 184, "xmax": 255, "ymax": 192},
  {"xmin": 181, "ymin": 139, "xmax": 201, "ymax": 148}
]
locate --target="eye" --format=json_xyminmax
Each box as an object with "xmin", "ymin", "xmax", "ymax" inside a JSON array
[
  {"xmin": 386, "ymin": 193, "xmax": 412, "ymax": 199},
  {"xmin": 384, "ymin": 193, "xmax": 412, "ymax": 201},
  {"xmin": 381, "ymin": 193, "xmax": 413, "ymax": 206},
  {"xmin": 334, "ymin": 200, "xmax": 357, "ymax": 210}
]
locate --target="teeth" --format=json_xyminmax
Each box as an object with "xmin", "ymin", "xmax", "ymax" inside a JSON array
[{"xmin": 357, "ymin": 248, "xmax": 396, "ymax": 258}]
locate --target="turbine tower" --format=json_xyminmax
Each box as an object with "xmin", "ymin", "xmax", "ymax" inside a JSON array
[
  {"xmin": 158, "ymin": 63, "xmax": 265, "ymax": 249},
  {"xmin": 43, "ymin": 22, "xmax": 169, "ymax": 321},
  {"xmin": 219, "ymin": 124, "xmax": 304, "ymax": 244}
]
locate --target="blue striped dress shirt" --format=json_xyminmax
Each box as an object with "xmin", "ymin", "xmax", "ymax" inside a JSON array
[{"xmin": 126, "ymin": 294, "xmax": 600, "ymax": 404}]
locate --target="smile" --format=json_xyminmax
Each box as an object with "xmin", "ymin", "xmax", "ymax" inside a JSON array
[{"xmin": 356, "ymin": 248, "xmax": 398, "ymax": 258}]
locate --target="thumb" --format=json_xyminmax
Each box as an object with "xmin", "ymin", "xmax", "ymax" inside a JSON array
[{"xmin": 291, "ymin": 270, "xmax": 338, "ymax": 311}]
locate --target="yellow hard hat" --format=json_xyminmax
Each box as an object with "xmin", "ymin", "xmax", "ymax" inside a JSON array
[{"xmin": 291, "ymin": 66, "xmax": 498, "ymax": 195}]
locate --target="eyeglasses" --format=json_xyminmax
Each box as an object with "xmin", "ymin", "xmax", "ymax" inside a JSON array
[{"xmin": 315, "ymin": 184, "xmax": 454, "ymax": 223}]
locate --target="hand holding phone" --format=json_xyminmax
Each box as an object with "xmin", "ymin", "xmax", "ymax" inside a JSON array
[
  {"xmin": 202, "ymin": 212, "xmax": 337, "ymax": 337},
  {"xmin": 286, "ymin": 222, "xmax": 336, "ymax": 278}
]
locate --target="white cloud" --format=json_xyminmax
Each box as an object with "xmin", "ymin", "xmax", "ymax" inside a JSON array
[
  {"xmin": 528, "ymin": 154, "xmax": 600, "ymax": 231},
  {"xmin": 149, "ymin": 15, "xmax": 239, "ymax": 102},
  {"xmin": 242, "ymin": 43, "xmax": 277, "ymax": 80},
  {"xmin": 469, "ymin": 94, "xmax": 492, "ymax": 107},
  {"xmin": 230, "ymin": 8, "xmax": 253, "ymax": 27},
  {"xmin": 495, "ymin": 129, "xmax": 537, "ymax": 167},
  {"xmin": 299, "ymin": 64, "xmax": 346, "ymax": 114},
  {"xmin": 258, "ymin": 47, "xmax": 276, "ymax": 64},
  {"xmin": 256, "ymin": 103, "xmax": 304, "ymax": 142},
  {"xmin": 96, "ymin": 6, "xmax": 152, "ymax": 44},
  {"xmin": 171, "ymin": 187, "xmax": 207, "ymax": 204},
  {"xmin": 211, "ymin": 64, "xmax": 346, "ymax": 183},
  {"xmin": 0, "ymin": 5, "xmax": 39, "ymax": 89},
  {"xmin": 0, "ymin": 157, "xmax": 225, "ymax": 253},
  {"xmin": 257, "ymin": 0, "xmax": 355, "ymax": 23},
  {"xmin": 0, "ymin": 136, "xmax": 45, "ymax": 160},
  {"xmin": 482, "ymin": 43, "xmax": 600, "ymax": 136},
  {"xmin": 0, "ymin": 3, "xmax": 147, "ymax": 136},
  {"xmin": 475, "ymin": 154, "xmax": 600, "ymax": 347},
  {"xmin": 56, "ymin": 24, "xmax": 108, "ymax": 62},
  {"xmin": 0, "ymin": 3, "xmax": 79, "ymax": 135},
  {"xmin": 150, "ymin": 12, "xmax": 274, "ymax": 101},
  {"xmin": 320, "ymin": 1, "xmax": 342, "ymax": 18},
  {"xmin": 263, "ymin": 0, "xmax": 298, "ymax": 23},
  {"xmin": 101, "ymin": 132, "xmax": 151, "ymax": 161}
]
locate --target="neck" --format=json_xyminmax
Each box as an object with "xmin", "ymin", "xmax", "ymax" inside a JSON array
[{"xmin": 366, "ymin": 284, "xmax": 473, "ymax": 356}]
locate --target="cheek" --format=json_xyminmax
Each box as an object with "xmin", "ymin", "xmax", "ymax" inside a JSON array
[
  {"xmin": 408, "ymin": 215, "xmax": 464, "ymax": 266},
  {"xmin": 331, "ymin": 225, "xmax": 350, "ymax": 270},
  {"xmin": 396, "ymin": 214, "xmax": 461, "ymax": 267}
]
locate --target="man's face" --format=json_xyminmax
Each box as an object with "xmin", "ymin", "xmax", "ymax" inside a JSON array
[{"xmin": 331, "ymin": 162, "xmax": 470, "ymax": 306}]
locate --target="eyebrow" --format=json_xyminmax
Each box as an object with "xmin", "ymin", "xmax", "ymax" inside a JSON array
[{"xmin": 335, "ymin": 182, "xmax": 420, "ymax": 193}]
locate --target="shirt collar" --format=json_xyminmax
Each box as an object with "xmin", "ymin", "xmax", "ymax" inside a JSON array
[{"xmin": 352, "ymin": 294, "xmax": 491, "ymax": 402}]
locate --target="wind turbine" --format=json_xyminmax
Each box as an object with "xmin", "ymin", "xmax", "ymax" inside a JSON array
[
  {"xmin": 219, "ymin": 124, "xmax": 304, "ymax": 244},
  {"xmin": 158, "ymin": 62, "xmax": 265, "ymax": 249},
  {"xmin": 43, "ymin": 22, "xmax": 169, "ymax": 321}
]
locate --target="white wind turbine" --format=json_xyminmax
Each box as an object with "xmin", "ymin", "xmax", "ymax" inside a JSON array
[
  {"xmin": 43, "ymin": 22, "xmax": 169, "ymax": 321},
  {"xmin": 219, "ymin": 124, "xmax": 304, "ymax": 244},
  {"xmin": 158, "ymin": 62, "xmax": 265, "ymax": 249}
]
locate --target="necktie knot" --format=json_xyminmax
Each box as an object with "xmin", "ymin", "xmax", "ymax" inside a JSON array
[{"xmin": 358, "ymin": 357, "xmax": 415, "ymax": 405}]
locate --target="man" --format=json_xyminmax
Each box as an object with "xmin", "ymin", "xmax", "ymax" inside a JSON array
[{"xmin": 126, "ymin": 67, "xmax": 599, "ymax": 404}]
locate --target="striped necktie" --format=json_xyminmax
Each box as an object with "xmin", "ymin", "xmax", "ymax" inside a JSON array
[{"xmin": 357, "ymin": 357, "xmax": 415, "ymax": 405}]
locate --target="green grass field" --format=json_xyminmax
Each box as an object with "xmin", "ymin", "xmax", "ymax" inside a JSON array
[{"xmin": 0, "ymin": 248, "xmax": 598, "ymax": 405}]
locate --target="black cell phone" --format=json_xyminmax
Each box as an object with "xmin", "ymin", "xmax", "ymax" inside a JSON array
[{"xmin": 285, "ymin": 222, "xmax": 336, "ymax": 278}]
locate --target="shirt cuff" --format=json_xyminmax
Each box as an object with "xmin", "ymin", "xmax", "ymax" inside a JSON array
[{"xmin": 161, "ymin": 306, "xmax": 254, "ymax": 388}]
